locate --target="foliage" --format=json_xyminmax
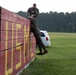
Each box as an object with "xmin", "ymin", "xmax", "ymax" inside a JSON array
[{"xmin": 17, "ymin": 11, "xmax": 76, "ymax": 32}]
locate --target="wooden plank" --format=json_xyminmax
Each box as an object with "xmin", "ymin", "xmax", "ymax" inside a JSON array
[
  {"xmin": 0, "ymin": 7, "xmax": 30, "ymax": 24},
  {"xmin": 0, "ymin": 51, "xmax": 5, "ymax": 75},
  {"xmin": 0, "ymin": 31, "xmax": 25, "ymax": 41}
]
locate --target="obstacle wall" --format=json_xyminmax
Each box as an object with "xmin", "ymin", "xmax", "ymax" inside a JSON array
[{"xmin": 0, "ymin": 7, "xmax": 36, "ymax": 75}]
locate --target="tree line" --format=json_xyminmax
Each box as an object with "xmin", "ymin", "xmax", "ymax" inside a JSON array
[{"xmin": 17, "ymin": 11, "xmax": 76, "ymax": 32}]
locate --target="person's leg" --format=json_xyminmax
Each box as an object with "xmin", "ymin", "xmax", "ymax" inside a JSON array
[
  {"xmin": 36, "ymin": 36, "xmax": 48, "ymax": 54},
  {"xmin": 31, "ymin": 29, "xmax": 43, "ymax": 55},
  {"xmin": 36, "ymin": 43, "xmax": 43, "ymax": 55},
  {"xmin": 30, "ymin": 18, "xmax": 48, "ymax": 54}
]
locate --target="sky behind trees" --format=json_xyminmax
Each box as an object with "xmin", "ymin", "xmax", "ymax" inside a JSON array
[{"xmin": 0, "ymin": 0, "xmax": 76, "ymax": 13}]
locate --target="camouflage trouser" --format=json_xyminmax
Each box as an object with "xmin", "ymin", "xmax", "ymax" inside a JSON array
[{"xmin": 29, "ymin": 18, "xmax": 46, "ymax": 52}]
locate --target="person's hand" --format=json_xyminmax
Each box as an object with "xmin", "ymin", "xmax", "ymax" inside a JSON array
[
  {"xmin": 30, "ymin": 14, "xmax": 36, "ymax": 18},
  {"xmin": 30, "ymin": 15, "xmax": 34, "ymax": 18}
]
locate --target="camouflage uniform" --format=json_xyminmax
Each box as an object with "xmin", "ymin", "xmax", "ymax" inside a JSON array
[{"xmin": 27, "ymin": 4, "xmax": 48, "ymax": 55}]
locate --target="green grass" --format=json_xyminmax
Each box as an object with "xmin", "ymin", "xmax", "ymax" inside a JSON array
[{"xmin": 20, "ymin": 32, "xmax": 76, "ymax": 75}]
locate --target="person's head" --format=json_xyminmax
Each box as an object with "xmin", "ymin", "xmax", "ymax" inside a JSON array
[{"xmin": 33, "ymin": 3, "xmax": 36, "ymax": 8}]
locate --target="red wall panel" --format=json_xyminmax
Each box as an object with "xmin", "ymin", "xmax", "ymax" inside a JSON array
[{"xmin": 0, "ymin": 6, "xmax": 36, "ymax": 75}]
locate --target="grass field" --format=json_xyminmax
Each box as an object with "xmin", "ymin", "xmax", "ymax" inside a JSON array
[{"xmin": 20, "ymin": 32, "xmax": 76, "ymax": 75}]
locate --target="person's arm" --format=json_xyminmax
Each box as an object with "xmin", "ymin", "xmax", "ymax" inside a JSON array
[
  {"xmin": 36, "ymin": 8, "xmax": 39, "ymax": 15},
  {"xmin": 35, "ymin": 8, "xmax": 39, "ymax": 18}
]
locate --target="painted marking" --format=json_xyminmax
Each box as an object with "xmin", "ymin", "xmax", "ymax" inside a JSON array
[
  {"xmin": 5, "ymin": 21, "xmax": 13, "ymax": 75},
  {"xmin": 24, "ymin": 26, "xmax": 26, "ymax": 62},
  {"xmin": 16, "ymin": 24, "xmax": 21, "ymax": 69}
]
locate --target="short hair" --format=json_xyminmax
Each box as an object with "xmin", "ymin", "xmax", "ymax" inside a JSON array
[{"xmin": 33, "ymin": 3, "xmax": 36, "ymax": 6}]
